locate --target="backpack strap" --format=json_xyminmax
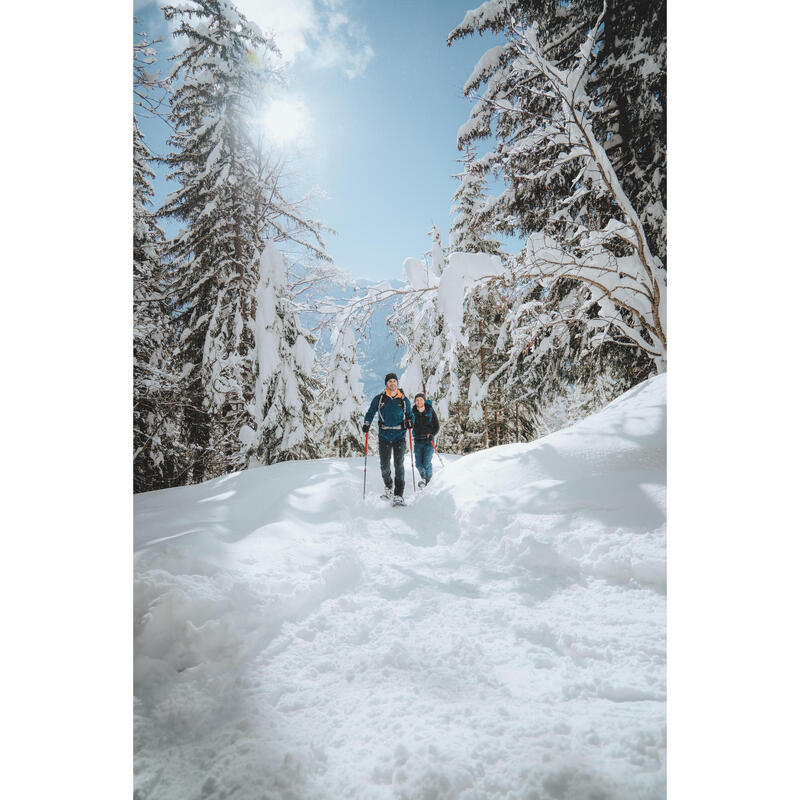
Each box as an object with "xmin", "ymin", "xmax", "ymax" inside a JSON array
[{"xmin": 377, "ymin": 391, "xmax": 405, "ymax": 430}]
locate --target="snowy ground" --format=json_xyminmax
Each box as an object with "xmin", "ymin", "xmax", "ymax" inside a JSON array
[{"xmin": 134, "ymin": 375, "xmax": 666, "ymax": 800}]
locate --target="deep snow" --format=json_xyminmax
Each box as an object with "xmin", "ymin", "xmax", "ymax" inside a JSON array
[{"xmin": 134, "ymin": 375, "xmax": 666, "ymax": 800}]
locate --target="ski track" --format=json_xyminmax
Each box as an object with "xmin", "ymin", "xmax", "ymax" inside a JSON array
[{"xmin": 134, "ymin": 376, "xmax": 666, "ymax": 800}]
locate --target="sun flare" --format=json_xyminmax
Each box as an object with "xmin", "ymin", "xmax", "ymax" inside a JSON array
[{"xmin": 262, "ymin": 98, "xmax": 311, "ymax": 146}]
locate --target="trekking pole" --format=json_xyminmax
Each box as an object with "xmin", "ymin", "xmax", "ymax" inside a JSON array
[
  {"xmin": 362, "ymin": 431, "xmax": 369, "ymax": 500},
  {"xmin": 431, "ymin": 439, "xmax": 445, "ymax": 469},
  {"xmin": 408, "ymin": 428, "xmax": 417, "ymax": 492}
]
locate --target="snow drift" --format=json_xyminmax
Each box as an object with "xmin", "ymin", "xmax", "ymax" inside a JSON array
[{"xmin": 134, "ymin": 374, "xmax": 666, "ymax": 800}]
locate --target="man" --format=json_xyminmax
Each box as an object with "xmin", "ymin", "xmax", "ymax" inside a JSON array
[
  {"xmin": 411, "ymin": 392, "xmax": 440, "ymax": 487},
  {"xmin": 363, "ymin": 373, "xmax": 413, "ymax": 506}
]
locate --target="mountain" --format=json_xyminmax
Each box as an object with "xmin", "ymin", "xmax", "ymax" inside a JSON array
[
  {"xmin": 304, "ymin": 276, "xmax": 407, "ymax": 399},
  {"xmin": 134, "ymin": 374, "xmax": 666, "ymax": 799}
]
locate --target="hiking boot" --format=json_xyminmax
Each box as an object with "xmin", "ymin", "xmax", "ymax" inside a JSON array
[
  {"xmin": 417, "ymin": 480, "xmax": 426, "ymax": 489},
  {"xmin": 380, "ymin": 486, "xmax": 393, "ymax": 500},
  {"xmin": 392, "ymin": 495, "xmax": 406, "ymax": 507}
]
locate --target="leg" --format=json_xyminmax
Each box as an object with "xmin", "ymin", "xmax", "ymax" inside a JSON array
[
  {"xmin": 423, "ymin": 441, "xmax": 433, "ymax": 482},
  {"xmin": 414, "ymin": 439, "xmax": 425, "ymax": 476},
  {"xmin": 378, "ymin": 438, "xmax": 393, "ymax": 489},
  {"xmin": 392, "ymin": 437, "xmax": 406, "ymax": 497}
]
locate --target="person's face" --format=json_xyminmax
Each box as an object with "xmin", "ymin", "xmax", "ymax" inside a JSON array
[
  {"xmin": 386, "ymin": 378, "xmax": 398, "ymax": 393},
  {"xmin": 415, "ymin": 397, "xmax": 425, "ymax": 411}
]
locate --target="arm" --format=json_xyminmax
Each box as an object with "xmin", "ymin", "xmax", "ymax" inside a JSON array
[
  {"xmin": 364, "ymin": 394, "xmax": 380, "ymax": 427},
  {"xmin": 404, "ymin": 397, "xmax": 414, "ymax": 428},
  {"xmin": 431, "ymin": 408, "xmax": 440, "ymax": 438}
]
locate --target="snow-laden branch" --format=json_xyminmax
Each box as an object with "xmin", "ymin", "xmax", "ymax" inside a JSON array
[{"xmin": 501, "ymin": 2, "xmax": 666, "ymax": 372}]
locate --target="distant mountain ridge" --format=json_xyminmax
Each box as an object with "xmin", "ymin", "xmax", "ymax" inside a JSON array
[
  {"xmin": 351, "ymin": 277, "xmax": 406, "ymax": 399},
  {"xmin": 304, "ymin": 276, "xmax": 407, "ymax": 401}
]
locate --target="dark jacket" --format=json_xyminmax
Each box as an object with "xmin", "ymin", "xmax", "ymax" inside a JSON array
[
  {"xmin": 411, "ymin": 400, "xmax": 439, "ymax": 442},
  {"xmin": 364, "ymin": 389, "xmax": 413, "ymax": 443}
]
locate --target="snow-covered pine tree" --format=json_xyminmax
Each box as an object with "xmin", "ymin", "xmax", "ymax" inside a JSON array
[
  {"xmin": 449, "ymin": 144, "xmax": 501, "ymax": 256},
  {"xmin": 133, "ymin": 30, "xmax": 182, "ymax": 492},
  {"xmin": 460, "ymin": 279, "xmax": 515, "ymax": 451},
  {"xmin": 159, "ymin": 0, "xmax": 330, "ymax": 482},
  {"xmin": 448, "ymin": 0, "xmax": 665, "ymax": 265},
  {"xmin": 443, "ymin": 145, "xmax": 509, "ymax": 451},
  {"xmin": 245, "ymin": 241, "xmax": 321, "ymax": 465},
  {"xmin": 389, "ymin": 231, "xmax": 458, "ymax": 441},
  {"xmin": 321, "ymin": 321, "xmax": 365, "ymax": 458},
  {"xmin": 448, "ymin": 0, "xmax": 666, "ymax": 397},
  {"xmin": 134, "ymin": 115, "xmax": 181, "ymax": 492},
  {"xmin": 532, "ymin": 370, "xmax": 618, "ymax": 438},
  {"xmin": 134, "ymin": 26, "xmax": 170, "ymax": 122},
  {"xmin": 426, "ymin": 223, "xmax": 448, "ymax": 277}
]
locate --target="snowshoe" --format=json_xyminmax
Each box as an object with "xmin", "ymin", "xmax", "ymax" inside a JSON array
[
  {"xmin": 417, "ymin": 480, "xmax": 427, "ymax": 489},
  {"xmin": 380, "ymin": 486, "xmax": 393, "ymax": 501},
  {"xmin": 391, "ymin": 495, "xmax": 406, "ymax": 507}
]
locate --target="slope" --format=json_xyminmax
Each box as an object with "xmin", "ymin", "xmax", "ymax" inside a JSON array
[{"xmin": 134, "ymin": 374, "xmax": 666, "ymax": 800}]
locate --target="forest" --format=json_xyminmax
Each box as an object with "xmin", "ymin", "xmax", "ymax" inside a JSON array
[{"xmin": 134, "ymin": 0, "xmax": 666, "ymax": 493}]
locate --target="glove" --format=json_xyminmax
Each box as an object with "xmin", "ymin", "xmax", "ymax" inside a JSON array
[
  {"xmin": 404, "ymin": 419, "xmax": 413, "ymax": 430},
  {"xmin": 362, "ymin": 423, "xmax": 370, "ymax": 433}
]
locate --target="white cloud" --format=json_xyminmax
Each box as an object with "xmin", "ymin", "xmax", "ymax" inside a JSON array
[
  {"xmin": 311, "ymin": 21, "xmax": 375, "ymax": 79},
  {"xmin": 227, "ymin": 0, "xmax": 374, "ymax": 78},
  {"xmin": 236, "ymin": 0, "xmax": 316, "ymax": 62},
  {"xmin": 148, "ymin": 0, "xmax": 374, "ymax": 78}
]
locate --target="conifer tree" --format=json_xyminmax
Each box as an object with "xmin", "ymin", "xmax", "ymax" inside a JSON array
[
  {"xmin": 321, "ymin": 322, "xmax": 365, "ymax": 457},
  {"xmin": 159, "ymin": 0, "xmax": 329, "ymax": 481},
  {"xmin": 444, "ymin": 150, "xmax": 508, "ymax": 450},
  {"xmin": 134, "ymin": 116, "xmax": 181, "ymax": 491},
  {"xmin": 448, "ymin": 0, "xmax": 666, "ymax": 401},
  {"xmin": 246, "ymin": 242, "xmax": 321, "ymax": 465},
  {"xmin": 449, "ymin": 144, "xmax": 501, "ymax": 256},
  {"xmin": 133, "ymin": 29, "xmax": 182, "ymax": 492},
  {"xmin": 448, "ymin": 0, "xmax": 665, "ymax": 264},
  {"xmin": 426, "ymin": 223, "xmax": 447, "ymax": 277}
]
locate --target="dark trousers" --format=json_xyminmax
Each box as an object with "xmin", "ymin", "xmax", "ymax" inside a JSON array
[
  {"xmin": 414, "ymin": 439, "xmax": 433, "ymax": 482},
  {"xmin": 378, "ymin": 436, "xmax": 406, "ymax": 496}
]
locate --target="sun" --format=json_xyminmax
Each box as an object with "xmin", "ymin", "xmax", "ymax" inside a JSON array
[{"xmin": 262, "ymin": 98, "xmax": 311, "ymax": 146}]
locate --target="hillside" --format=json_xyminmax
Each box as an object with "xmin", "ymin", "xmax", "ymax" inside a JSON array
[{"xmin": 134, "ymin": 374, "xmax": 666, "ymax": 800}]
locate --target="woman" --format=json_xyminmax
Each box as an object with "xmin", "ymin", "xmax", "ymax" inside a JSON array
[{"xmin": 411, "ymin": 392, "xmax": 440, "ymax": 487}]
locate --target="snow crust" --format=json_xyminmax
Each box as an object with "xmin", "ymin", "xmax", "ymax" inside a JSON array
[{"xmin": 134, "ymin": 375, "xmax": 666, "ymax": 799}]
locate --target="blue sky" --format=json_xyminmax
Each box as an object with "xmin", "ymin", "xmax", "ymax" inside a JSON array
[{"xmin": 134, "ymin": 0, "xmax": 514, "ymax": 282}]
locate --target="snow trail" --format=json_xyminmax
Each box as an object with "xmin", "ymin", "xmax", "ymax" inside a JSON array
[{"xmin": 134, "ymin": 375, "xmax": 666, "ymax": 800}]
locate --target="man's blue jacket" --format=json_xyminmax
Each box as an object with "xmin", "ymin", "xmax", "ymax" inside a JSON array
[{"xmin": 364, "ymin": 389, "xmax": 413, "ymax": 443}]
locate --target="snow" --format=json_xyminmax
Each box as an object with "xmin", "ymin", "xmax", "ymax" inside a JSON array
[
  {"xmin": 467, "ymin": 372, "xmax": 483, "ymax": 422},
  {"xmin": 464, "ymin": 43, "xmax": 506, "ymax": 92},
  {"xmin": 258, "ymin": 240, "xmax": 287, "ymax": 289},
  {"xmin": 438, "ymin": 251, "xmax": 504, "ymax": 344},
  {"xmin": 292, "ymin": 335, "xmax": 315, "ymax": 376},
  {"xmin": 134, "ymin": 375, "xmax": 666, "ymax": 799},
  {"xmin": 399, "ymin": 353, "xmax": 424, "ymax": 398},
  {"xmin": 403, "ymin": 257, "xmax": 433, "ymax": 290}
]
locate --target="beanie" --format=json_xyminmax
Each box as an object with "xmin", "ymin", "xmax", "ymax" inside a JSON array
[
  {"xmin": 414, "ymin": 393, "xmax": 425, "ymax": 401},
  {"xmin": 384, "ymin": 372, "xmax": 398, "ymax": 384}
]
